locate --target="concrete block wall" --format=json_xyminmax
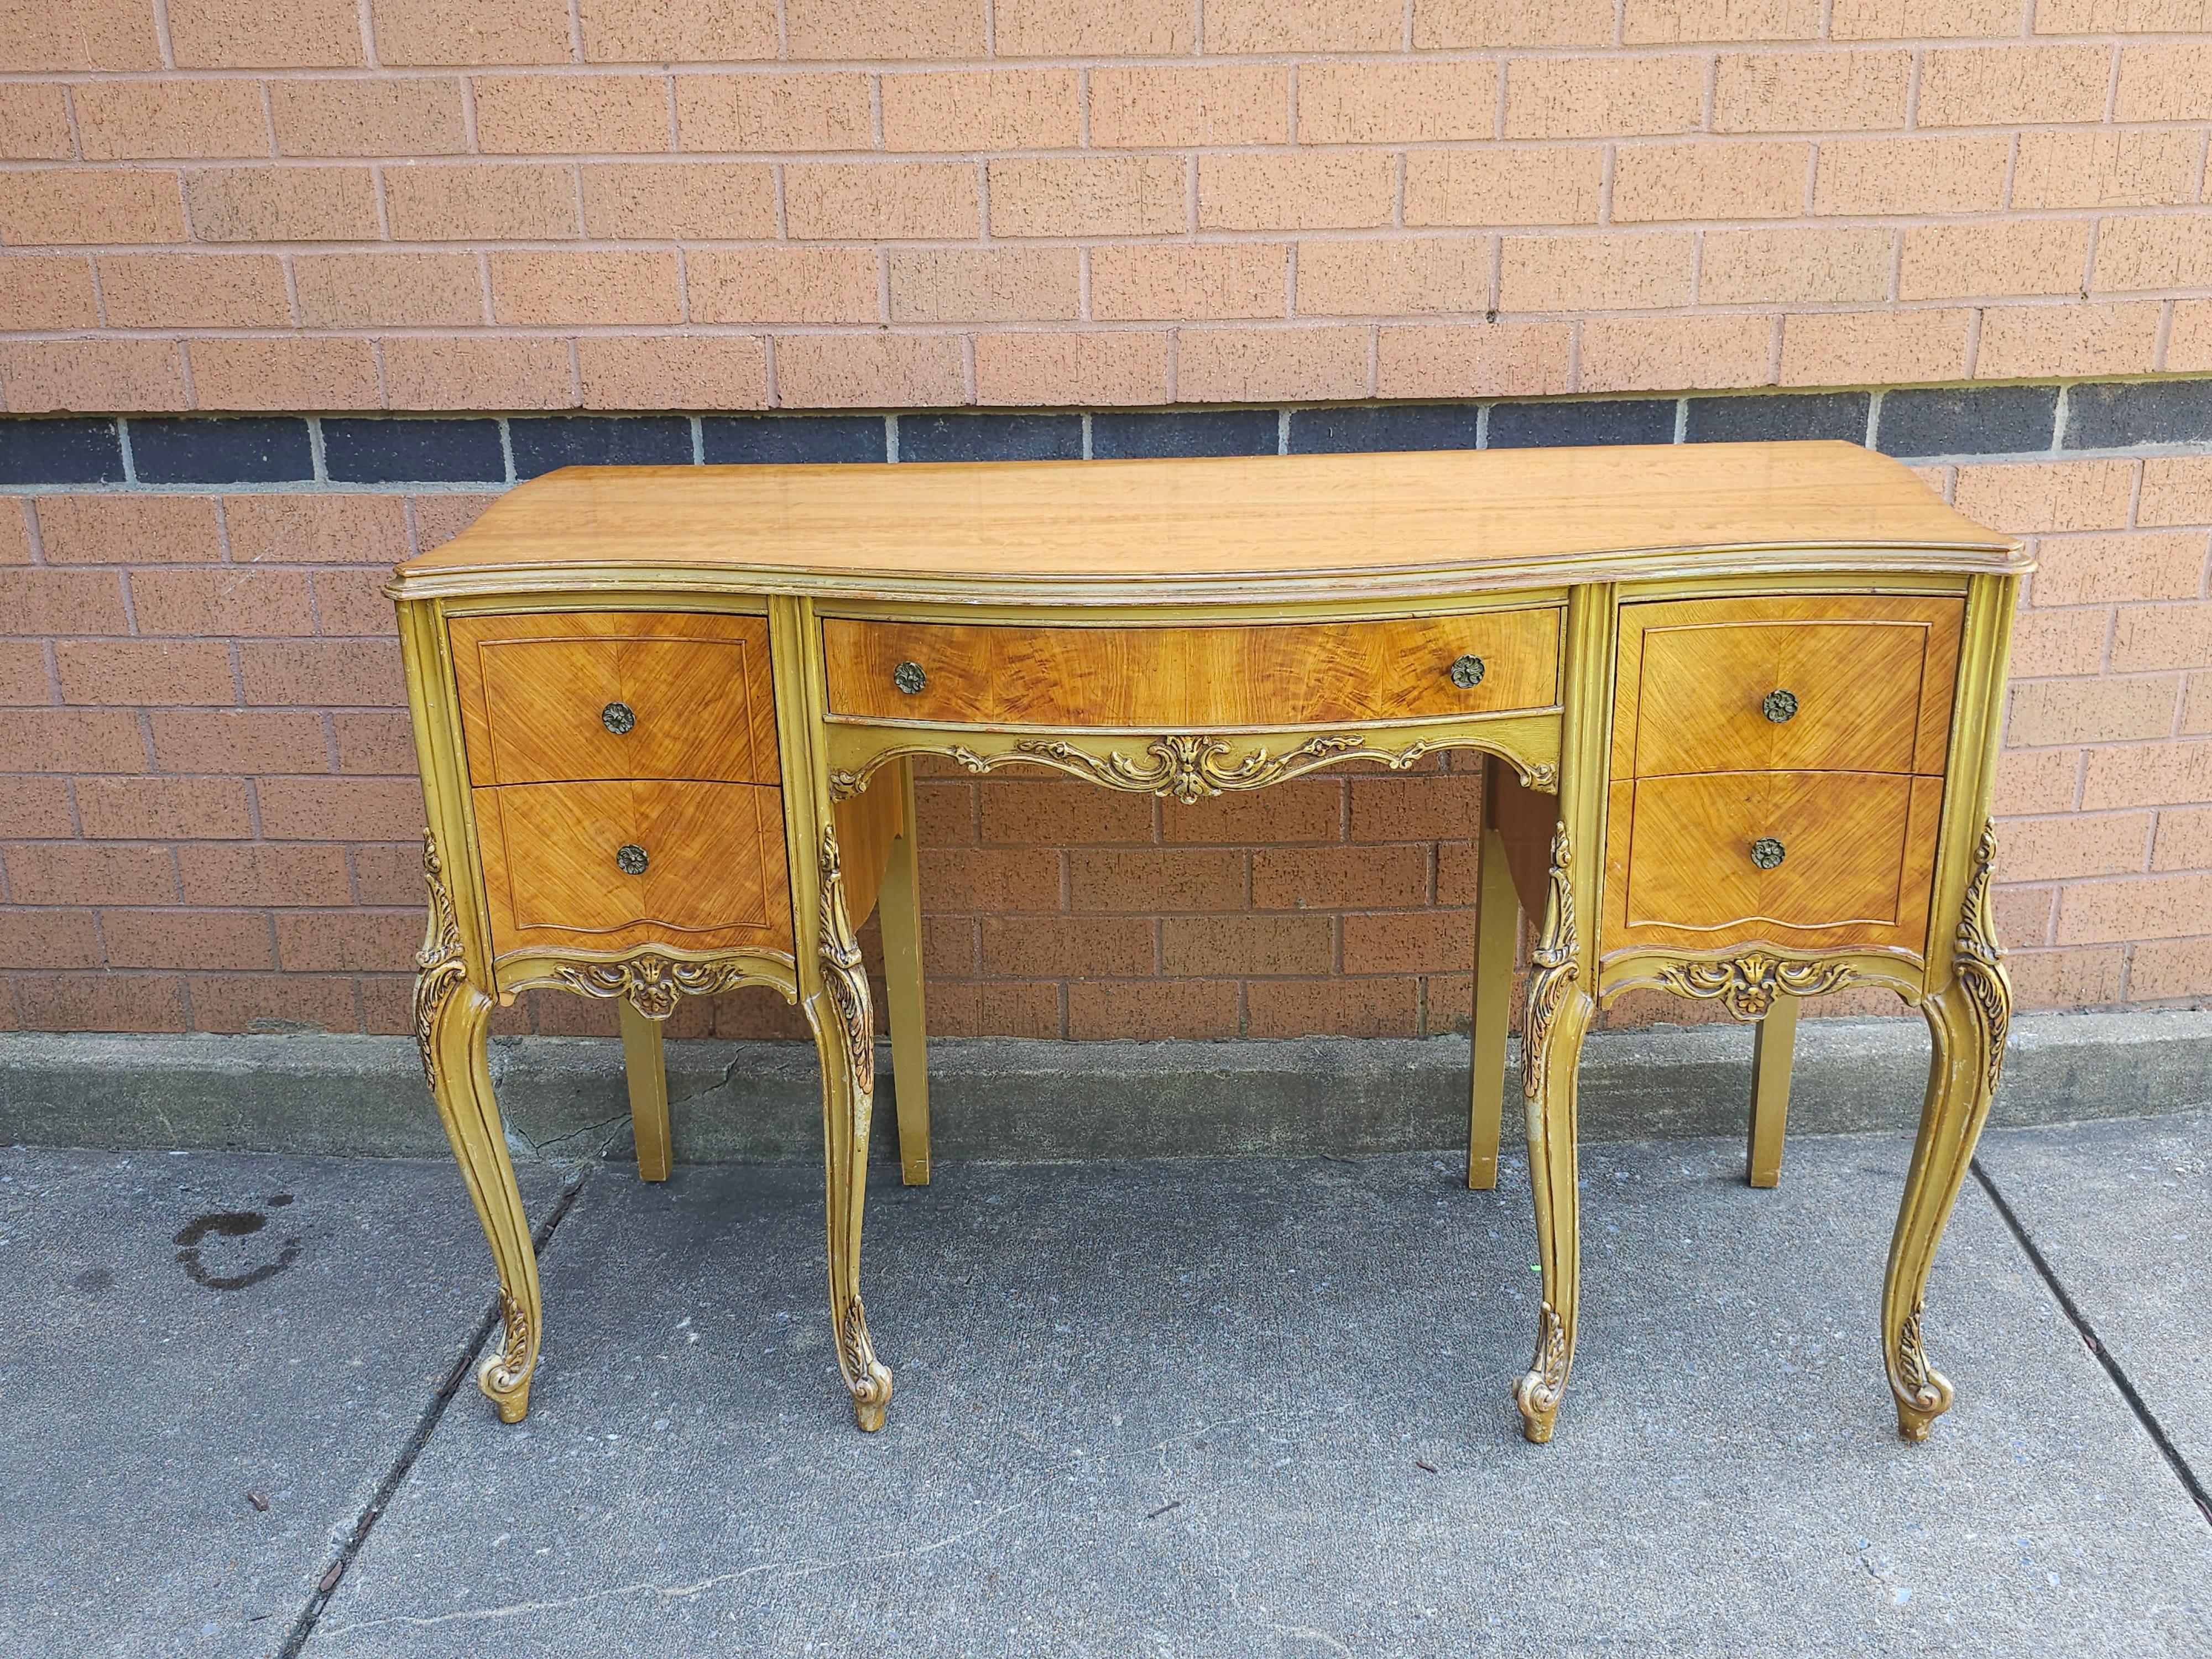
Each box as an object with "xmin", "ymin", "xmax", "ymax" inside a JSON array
[{"xmin": 0, "ymin": 2, "xmax": 2208, "ymax": 1040}]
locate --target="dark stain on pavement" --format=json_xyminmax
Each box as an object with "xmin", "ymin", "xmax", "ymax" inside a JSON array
[{"xmin": 174, "ymin": 1210, "xmax": 301, "ymax": 1291}]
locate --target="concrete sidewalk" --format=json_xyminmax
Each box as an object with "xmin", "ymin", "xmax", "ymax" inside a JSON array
[{"xmin": 4, "ymin": 1119, "xmax": 2208, "ymax": 1657}]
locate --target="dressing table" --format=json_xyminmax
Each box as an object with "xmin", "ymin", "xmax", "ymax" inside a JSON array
[{"xmin": 388, "ymin": 442, "xmax": 2023, "ymax": 1444}]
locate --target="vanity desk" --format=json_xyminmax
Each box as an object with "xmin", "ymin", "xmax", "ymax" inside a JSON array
[{"xmin": 388, "ymin": 441, "xmax": 2023, "ymax": 1444}]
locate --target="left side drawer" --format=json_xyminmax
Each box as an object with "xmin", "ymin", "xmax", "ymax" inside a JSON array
[{"xmin": 450, "ymin": 611, "xmax": 779, "ymax": 786}]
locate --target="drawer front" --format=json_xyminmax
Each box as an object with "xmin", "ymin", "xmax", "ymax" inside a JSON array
[
  {"xmin": 474, "ymin": 779, "xmax": 794, "ymax": 958},
  {"xmin": 451, "ymin": 611, "xmax": 779, "ymax": 787},
  {"xmin": 1615, "ymin": 595, "xmax": 1961, "ymax": 778},
  {"xmin": 1605, "ymin": 771, "xmax": 1943, "ymax": 954},
  {"xmin": 821, "ymin": 610, "xmax": 1562, "ymax": 729}
]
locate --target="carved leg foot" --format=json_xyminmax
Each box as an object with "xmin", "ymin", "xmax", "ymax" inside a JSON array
[
  {"xmin": 1883, "ymin": 823, "xmax": 2008, "ymax": 1442},
  {"xmin": 812, "ymin": 826, "xmax": 895, "ymax": 1432},
  {"xmin": 1514, "ymin": 825, "xmax": 1590, "ymax": 1446},
  {"xmin": 480, "ymin": 1288, "xmax": 536, "ymax": 1423}
]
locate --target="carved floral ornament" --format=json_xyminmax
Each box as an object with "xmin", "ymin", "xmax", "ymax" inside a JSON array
[
  {"xmin": 550, "ymin": 954, "xmax": 769, "ymax": 1021},
  {"xmin": 1654, "ymin": 952, "xmax": 1860, "ymax": 1021},
  {"xmin": 830, "ymin": 733, "xmax": 1557, "ymax": 804},
  {"xmin": 411, "ymin": 831, "xmax": 468, "ymax": 1089}
]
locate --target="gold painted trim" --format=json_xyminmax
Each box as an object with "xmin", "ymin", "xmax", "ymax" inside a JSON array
[
  {"xmin": 1516, "ymin": 1302, "xmax": 1569, "ymax": 1442},
  {"xmin": 829, "ymin": 728, "xmax": 1557, "ymax": 803},
  {"xmin": 412, "ymin": 831, "xmax": 468, "ymax": 1089},
  {"xmin": 816, "ymin": 825, "xmax": 874, "ymax": 1093},
  {"xmin": 1520, "ymin": 823, "xmax": 1581, "ymax": 1112},
  {"xmin": 1953, "ymin": 820, "xmax": 2012, "ymax": 1104},
  {"xmin": 548, "ymin": 954, "xmax": 789, "ymax": 1021},
  {"xmin": 1599, "ymin": 946, "xmax": 1926, "ymax": 1011}
]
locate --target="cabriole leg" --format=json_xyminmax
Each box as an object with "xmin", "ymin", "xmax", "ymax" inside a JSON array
[
  {"xmin": 1515, "ymin": 825, "xmax": 1592, "ymax": 1445},
  {"xmin": 1884, "ymin": 823, "xmax": 2010, "ymax": 1442},
  {"xmin": 618, "ymin": 1000, "xmax": 672, "ymax": 1183},
  {"xmin": 1469, "ymin": 822, "xmax": 1519, "ymax": 1192},
  {"xmin": 420, "ymin": 980, "xmax": 542, "ymax": 1423},
  {"xmin": 812, "ymin": 828, "xmax": 894, "ymax": 1432},
  {"xmin": 1746, "ymin": 992, "xmax": 1799, "ymax": 1189}
]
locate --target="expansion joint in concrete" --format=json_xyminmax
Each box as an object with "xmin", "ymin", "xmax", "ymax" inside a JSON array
[
  {"xmin": 1970, "ymin": 1159, "xmax": 2212, "ymax": 1532},
  {"xmin": 275, "ymin": 1167, "xmax": 592, "ymax": 1657}
]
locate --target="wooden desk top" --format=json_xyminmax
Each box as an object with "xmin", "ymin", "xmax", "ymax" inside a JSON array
[{"xmin": 392, "ymin": 441, "xmax": 2024, "ymax": 606}]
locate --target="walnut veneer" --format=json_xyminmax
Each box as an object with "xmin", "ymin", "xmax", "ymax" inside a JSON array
[{"xmin": 390, "ymin": 441, "xmax": 2025, "ymax": 1447}]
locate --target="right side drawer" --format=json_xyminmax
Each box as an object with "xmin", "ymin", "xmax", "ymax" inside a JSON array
[{"xmin": 1613, "ymin": 594, "xmax": 1963, "ymax": 779}]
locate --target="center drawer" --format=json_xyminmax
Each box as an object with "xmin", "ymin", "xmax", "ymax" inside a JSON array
[
  {"xmin": 820, "ymin": 611, "xmax": 1562, "ymax": 728},
  {"xmin": 450, "ymin": 610, "xmax": 779, "ymax": 787}
]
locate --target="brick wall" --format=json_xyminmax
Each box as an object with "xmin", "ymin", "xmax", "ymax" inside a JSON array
[{"xmin": 1, "ymin": 3, "xmax": 2209, "ymax": 1037}]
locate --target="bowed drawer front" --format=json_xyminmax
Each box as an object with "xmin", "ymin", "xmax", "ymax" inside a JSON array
[
  {"xmin": 448, "ymin": 609, "xmax": 794, "ymax": 962},
  {"xmin": 820, "ymin": 610, "xmax": 1562, "ymax": 729},
  {"xmin": 1604, "ymin": 592, "xmax": 1963, "ymax": 958}
]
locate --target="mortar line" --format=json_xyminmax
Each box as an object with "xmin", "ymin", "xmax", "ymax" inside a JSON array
[
  {"xmin": 275, "ymin": 1168, "xmax": 593, "ymax": 1658},
  {"xmin": 1969, "ymin": 1156, "xmax": 2212, "ymax": 1531}
]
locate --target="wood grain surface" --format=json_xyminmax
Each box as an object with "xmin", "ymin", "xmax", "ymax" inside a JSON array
[
  {"xmin": 394, "ymin": 445, "xmax": 2023, "ymax": 601},
  {"xmin": 451, "ymin": 611, "xmax": 779, "ymax": 787},
  {"xmin": 473, "ymin": 778, "xmax": 794, "ymax": 957},
  {"xmin": 1605, "ymin": 771, "xmax": 1943, "ymax": 953},
  {"xmin": 1614, "ymin": 594, "xmax": 1961, "ymax": 778},
  {"xmin": 821, "ymin": 610, "xmax": 1561, "ymax": 728}
]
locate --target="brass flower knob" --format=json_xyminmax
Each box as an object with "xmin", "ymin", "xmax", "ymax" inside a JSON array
[
  {"xmin": 1762, "ymin": 688, "xmax": 1798, "ymax": 723},
  {"xmin": 893, "ymin": 661, "xmax": 927, "ymax": 695},
  {"xmin": 1448, "ymin": 654, "xmax": 1486, "ymax": 689},
  {"xmin": 1749, "ymin": 837, "xmax": 1786, "ymax": 870},
  {"xmin": 602, "ymin": 701, "xmax": 636, "ymax": 735},
  {"xmin": 615, "ymin": 843, "xmax": 649, "ymax": 875}
]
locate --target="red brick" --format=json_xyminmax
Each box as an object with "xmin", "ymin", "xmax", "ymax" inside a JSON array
[
  {"xmin": 257, "ymin": 776, "xmax": 425, "ymax": 841},
  {"xmin": 0, "ymin": 340, "xmax": 191, "ymax": 414},
  {"xmin": 491, "ymin": 251, "xmax": 682, "ymax": 327},
  {"xmin": 2006, "ymin": 947, "xmax": 2127, "ymax": 1010},
  {"xmin": 2008, "ymin": 677, "xmax": 2178, "ymax": 746},
  {"xmin": 129, "ymin": 570, "xmax": 316, "ymax": 638},
  {"xmin": 225, "ymin": 495, "xmax": 411, "ymax": 566},
  {"xmin": 1176, "ymin": 326, "xmax": 1372, "ymax": 403},
  {"xmin": 0, "ymin": 84, "xmax": 71, "ymax": 158},
  {"xmin": 178, "ymin": 844, "xmax": 354, "ymax": 907},
  {"xmin": 1376, "ymin": 322, "xmax": 1576, "ymax": 400},
  {"xmin": 34, "ymin": 495, "xmax": 222, "ymax": 566},
  {"xmin": 1162, "ymin": 913, "xmax": 1331, "ymax": 977},
  {"xmin": 149, "ymin": 710, "xmax": 331, "ymax": 775},
  {"xmin": 187, "ymin": 974, "xmax": 362, "ymax": 1034},
  {"xmin": 103, "ymin": 907, "xmax": 274, "ymax": 970},
  {"xmin": 0, "ymin": 641, "xmax": 49, "ymax": 705},
  {"xmin": 1067, "ymin": 979, "xmax": 1238, "ymax": 1040},
  {"xmin": 75, "ymin": 776, "xmax": 251, "ymax": 840},
  {"xmin": 0, "ymin": 777, "xmax": 75, "ymax": 838},
  {"xmin": 1342, "ymin": 910, "xmax": 1475, "ymax": 975},
  {"xmin": 2033, "ymin": 532, "xmax": 2209, "ymax": 608},
  {"xmin": 673, "ymin": 72, "xmax": 874, "ymax": 150},
  {"xmin": 409, "ymin": 496, "xmax": 503, "ymax": 553},
  {"xmin": 2130, "ymin": 937, "xmax": 2212, "ymax": 1003},
  {"xmin": 309, "ymin": 569, "xmax": 400, "ymax": 638},
  {"xmin": 97, "ymin": 254, "xmax": 290, "ymax": 330},
  {"xmin": 0, "ymin": 1, "xmax": 162, "ymax": 70},
  {"xmin": 3, "ymin": 845, "xmax": 177, "ymax": 907},
  {"xmin": 785, "ymin": 0, "xmax": 987, "ymax": 58},
  {"xmin": 2009, "ymin": 608, "xmax": 2110, "ymax": 680},
  {"xmin": 980, "ymin": 915, "xmax": 1152, "ymax": 978},
  {"xmin": 1253, "ymin": 844, "xmax": 1428, "ymax": 910},
  {"xmin": 270, "ymin": 76, "xmax": 468, "ymax": 156},
  {"xmin": 979, "ymin": 779, "xmax": 1154, "ymax": 846},
  {"xmin": 74, "ymin": 78, "xmax": 267, "ymax": 159},
  {"xmin": 334, "ymin": 713, "xmax": 416, "ymax": 774},
  {"xmin": 189, "ymin": 339, "xmax": 383, "ymax": 413},
  {"xmin": 0, "ymin": 909, "xmax": 103, "ymax": 969},
  {"xmin": 0, "ymin": 171, "xmax": 185, "ymax": 246},
  {"xmin": 0, "ymin": 570, "xmax": 129, "ymax": 637},
  {"xmin": 237, "ymin": 640, "xmax": 405, "ymax": 707},
  {"xmin": 1163, "ymin": 779, "xmax": 1342, "ymax": 845},
  {"xmin": 920, "ymin": 979, "xmax": 1061, "ymax": 1040},
  {"xmin": 351, "ymin": 842, "xmax": 428, "ymax": 906},
  {"xmin": 915, "ymin": 847, "xmax": 1062, "ymax": 912},
  {"xmin": 2057, "ymin": 872, "xmax": 2212, "ymax": 945},
  {"xmin": 773, "ymin": 335, "xmax": 965, "ymax": 409},
  {"xmin": 0, "ymin": 258, "xmax": 97, "ymax": 330},
  {"xmin": 19, "ymin": 975, "xmax": 187, "ymax": 1032},
  {"xmin": 579, "ymin": 0, "xmax": 778, "ymax": 61},
  {"xmin": 1070, "ymin": 849, "xmax": 1245, "ymax": 912},
  {"xmin": 2152, "ymin": 805, "xmax": 2212, "ymax": 874},
  {"xmin": 1993, "ymin": 813, "xmax": 2153, "ymax": 882},
  {"xmin": 359, "ymin": 975, "xmax": 417, "ymax": 1037},
  {"xmin": 1245, "ymin": 977, "xmax": 1420, "ymax": 1039},
  {"xmin": 274, "ymin": 910, "xmax": 418, "ymax": 972},
  {"xmin": 1348, "ymin": 775, "xmax": 1484, "ymax": 842},
  {"xmin": 374, "ymin": 0, "xmax": 572, "ymax": 65},
  {"xmin": 0, "ymin": 708, "xmax": 147, "ymax": 773},
  {"xmin": 473, "ymin": 74, "xmax": 672, "ymax": 154},
  {"xmin": 1992, "ymin": 748, "xmax": 2080, "ymax": 816},
  {"xmin": 973, "ymin": 332, "xmax": 1172, "ymax": 408},
  {"xmin": 55, "ymin": 640, "xmax": 237, "ymax": 706},
  {"xmin": 2083, "ymin": 741, "xmax": 2212, "ymax": 811}
]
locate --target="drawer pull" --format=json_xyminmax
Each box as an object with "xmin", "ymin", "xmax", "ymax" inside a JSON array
[
  {"xmin": 601, "ymin": 701, "xmax": 636, "ymax": 735},
  {"xmin": 1447, "ymin": 653, "xmax": 1486, "ymax": 689},
  {"xmin": 615, "ymin": 843, "xmax": 649, "ymax": 876},
  {"xmin": 892, "ymin": 661, "xmax": 928, "ymax": 695},
  {"xmin": 1762, "ymin": 688, "xmax": 1798, "ymax": 724},
  {"xmin": 1749, "ymin": 837, "xmax": 1786, "ymax": 870}
]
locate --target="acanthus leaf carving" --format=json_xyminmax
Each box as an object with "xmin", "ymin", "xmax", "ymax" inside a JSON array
[
  {"xmin": 1515, "ymin": 1301, "xmax": 1569, "ymax": 1443},
  {"xmin": 1521, "ymin": 822, "xmax": 1580, "ymax": 1110},
  {"xmin": 1655, "ymin": 952, "xmax": 1860, "ymax": 1022},
  {"xmin": 551, "ymin": 953, "xmax": 769, "ymax": 1021},
  {"xmin": 411, "ymin": 830, "xmax": 468, "ymax": 1089},
  {"xmin": 1952, "ymin": 819, "xmax": 2011, "ymax": 1107},
  {"xmin": 816, "ymin": 825, "xmax": 873, "ymax": 1105},
  {"xmin": 828, "ymin": 734, "xmax": 1556, "ymax": 804}
]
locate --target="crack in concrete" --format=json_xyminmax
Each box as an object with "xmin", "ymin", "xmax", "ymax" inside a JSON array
[
  {"xmin": 308, "ymin": 1500, "xmax": 1033, "ymax": 1639},
  {"xmin": 276, "ymin": 1167, "xmax": 592, "ymax": 1658},
  {"xmin": 1970, "ymin": 1157, "xmax": 2212, "ymax": 1530}
]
